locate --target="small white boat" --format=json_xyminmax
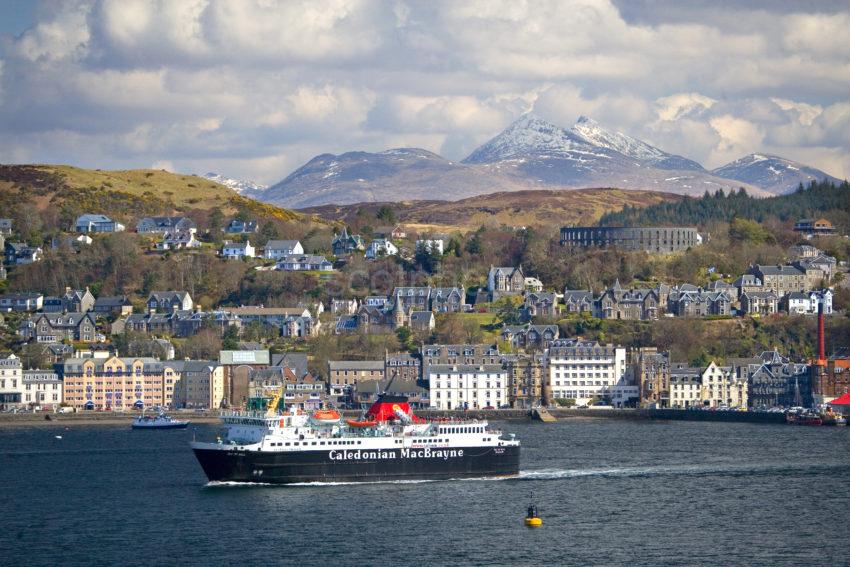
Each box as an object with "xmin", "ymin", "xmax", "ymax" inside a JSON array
[{"xmin": 132, "ymin": 412, "xmax": 189, "ymax": 430}]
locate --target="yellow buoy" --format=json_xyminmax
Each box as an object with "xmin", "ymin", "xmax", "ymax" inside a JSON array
[{"xmin": 525, "ymin": 499, "xmax": 542, "ymax": 527}]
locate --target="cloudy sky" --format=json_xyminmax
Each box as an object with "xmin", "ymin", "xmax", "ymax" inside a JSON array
[{"xmin": 1, "ymin": 0, "xmax": 849, "ymax": 184}]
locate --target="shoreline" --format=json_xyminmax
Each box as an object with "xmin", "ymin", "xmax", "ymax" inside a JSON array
[{"xmin": 0, "ymin": 407, "xmax": 793, "ymax": 428}]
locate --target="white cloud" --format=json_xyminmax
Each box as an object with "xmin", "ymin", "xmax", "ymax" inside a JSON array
[{"xmin": 0, "ymin": 0, "xmax": 848, "ymax": 184}]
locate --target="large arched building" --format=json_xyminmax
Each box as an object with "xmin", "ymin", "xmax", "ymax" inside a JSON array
[{"xmin": 560, "ymin": 226, "xmax": 700, "ymax": 253}]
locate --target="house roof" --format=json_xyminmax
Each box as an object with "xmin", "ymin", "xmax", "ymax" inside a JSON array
[
  {"xmin": 219, "ymin": 350, "xmax": 270, "ymax": 365},
  {"xmin": 76, "ymin": 214, "xmax": 113, "ymax": 224},
  {"xmin": 265, "ymin": 240, "xmax": 301, "ymax": 250},
  {"xmin": 755, "ymin": 264, "xmax": 804, "ymax": 276},
  {"xmin": 328, "ymin": 360, "xmax": 384, "ymax": 371},
  {"xmin": 229, "ymin": 307, "xmax": 310, "ymax": 317}
]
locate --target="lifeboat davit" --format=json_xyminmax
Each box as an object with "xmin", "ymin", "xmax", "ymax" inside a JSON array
[
  {"xmin": 311, "ymin": 409, "xmax": 341, "ymax": 425},
  {"xmin": 346, "ymin": 419, "xmax": 377, "ymax": 428}
]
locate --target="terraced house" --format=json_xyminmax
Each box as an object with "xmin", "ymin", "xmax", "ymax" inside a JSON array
[
  {"xmin": 59, "ymin": 356, "xmax": 182, "ymax": 410},
  {"xmin": 749, "ymin": 264, "xmax": 807, "ymax": 296}
]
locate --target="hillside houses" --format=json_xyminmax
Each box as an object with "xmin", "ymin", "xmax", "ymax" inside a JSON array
[
  {"xmin": 225, "ymin": 219, "xmax": 258, "ymax": 234},
  {"xmin": 156, "ymin": 230, "xmax": 201, "ymax": 250},
  {"xmin": 75, "ymin": 214, "xmax": 125, "ymax": 233},
  {"xmin": 263, "ymin": 240, "xmax": 304, "ymax": 260},
  {"xmin": 275, "ymin": 254, "xmax": 333, "ymax": 272},
  {"xmin": 43, "ymin": 288, "xmax": 95, "ymax": 314},
  {"xmin": 4, "ymin": 241, "xmax": 42, "ymax": 265},
  {"xmin": 332, "ymin": 227, "xmax": 365, "ymax": 256},
  {"xmin": 136, "ymin": 216, "xmax": 196, "ymax": 234},
  {"xmin": 365, "ymin": 238, "xmax": 398, "ymax": 259},
  {"xmin": 487, "ymin": 266, "xmax": 525, "ymax": 300},
  {"xmin": 147, "ymin": 291, "xmax": 193, "ymax": 312},
  {"xmin": 598, "ymin": 281, "xmax": 661, "ymax": 321},
  {"xmin": 666, "ymin": 287, "xmax": 731, "ymax": 317},
  {"xmin": 221, "ymin": 240, "xmax": 255, "ymax": 259},
  {"xmin": 20, "ymin": 312, "xmax": 99, "ymax": 343}
]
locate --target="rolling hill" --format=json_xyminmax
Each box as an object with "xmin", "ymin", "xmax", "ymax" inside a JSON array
[
  {"xmin": 0, "ymin": 164, "xmax": 304, "ymax": 225},
  {"xmin": 300, "ymin": 187, "xmax": 681, "ymax": 233}
]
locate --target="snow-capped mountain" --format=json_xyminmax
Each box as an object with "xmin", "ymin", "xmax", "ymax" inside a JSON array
[
  {"xmin": 258, "ymin": 114, "xmax": 842, "ymax": 207},
  {"xmin": 261, "ymin": 148, "xmax": 528, "ymax": 208},
  {"xmin": 711, "ymin": 154, "xmax": 841, "ymax": 195},
  {"xmin": 462, "ymin": 114, "xmax": 767, "ymax": 195},
  {"xmin": 571, "ymin": 116, "xmax": 704, "ymax": 171},
  {"xmin": 203, "ymin": 172, "xmax": 268, "ymax": 195}
]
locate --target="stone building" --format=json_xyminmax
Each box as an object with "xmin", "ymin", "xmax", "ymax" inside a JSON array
[
  {"xmin": 597, "ymin": 280, "xmax": 660, "ymax": 320},
  {"xmin": 560, "ymin": 226, "xmax": 699, "ymax": 253},
  {"xmin": 634, "ymin": 348, "xmax": 670, "ymax": 408},
  {"xmin": 503, "ymin": 353, "xmax": 546, "ymax": 408}
]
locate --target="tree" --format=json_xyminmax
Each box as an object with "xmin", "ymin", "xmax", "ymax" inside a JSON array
[
  {"xmin": 376, "ymin": 205, "xmax": 396, "ymax": 224},
  {"xmin": 180, "ymin": 328, "xmax": 222, "ymax": 359},
  {"xmin": 495, "ymin": 298, "xmax": 521, "ymax": 326},
  {"xmin": 464, "ymin": 233, "xmax": 482, "ymax": 255},
  {"xmin": 222, "ymin": 325, "xmax": 240, "ymax": 350}
]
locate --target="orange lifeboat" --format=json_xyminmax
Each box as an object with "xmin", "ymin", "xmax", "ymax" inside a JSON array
[
  {"xmin": 346, "ymin": 418, "xmax": 378, "ymax": 428},
  {"xmin": 311, "ymin": 409, "xmax": 341, "ymax": 424}
]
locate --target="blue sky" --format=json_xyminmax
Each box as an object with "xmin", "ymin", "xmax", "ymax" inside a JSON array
[{"xmin": 1, "ymin": 0, "xmax": 848, "ymax": 184}]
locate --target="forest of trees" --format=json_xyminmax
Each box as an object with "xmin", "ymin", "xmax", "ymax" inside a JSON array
[{"xmin": 598, "ymin": 179, "xmax": 850, "ymax": 231}]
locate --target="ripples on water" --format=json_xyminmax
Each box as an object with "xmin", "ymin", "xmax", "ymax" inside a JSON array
[{"xmin": 1, "ymin": 419, "xmax": 848, "ymax": 567}]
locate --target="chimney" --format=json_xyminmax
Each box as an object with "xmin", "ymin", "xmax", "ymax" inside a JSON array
[{"xmin": 817, "ymin": 300, "xmax": 826, "ymax": 364}]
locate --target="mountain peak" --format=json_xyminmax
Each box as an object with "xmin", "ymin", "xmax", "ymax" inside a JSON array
[
  {"xmin": 462, "ymin": 113, "xmax": 587, "ymax": 164},
  {"xmin": 712, "ymin": 153, "xmax": 840, "ymax": 194},
  {"xmin": 575, "ymin": 115, "xmax": 597, "ymax": 126}
]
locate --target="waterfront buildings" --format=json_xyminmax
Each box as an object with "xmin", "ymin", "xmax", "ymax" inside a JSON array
[
  {"xmin": 634, "ymin": 348, "xmax": 670, "ymax": 408},
  {"xmin": 327, "ymin": 360, "xmax": 384, "ymax": 406},
  {"xmin": 427, "ymin": 363, "xmax": 508, "ymax": 410},
  {"xmin": 0, "ymin": 354, "xmax": 23, "ymax": 409},
  {"xmin": 545, "ymin": 339, "xmax": 630, "ymax": 407},
  {"xmin": 504, "ymin": 353, "xmax": 546, "ymax": 408},
  {"xmin": 59, "ymin": 356, "xmax": 181, "ymax": 410},
  {"xmin": 172, "ymin": 360, "xmax": 225, "ymax": 409},
  {"xmin": 219, "ymin": 350, "xmax": 270, "ymax": 409},
  {"xmin": 22, "ymin": 369, "xmax": 62, "ymax": 410}
]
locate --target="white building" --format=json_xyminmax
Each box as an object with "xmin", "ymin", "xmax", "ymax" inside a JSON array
[
  {"xmin": 416, "ymin": 239, "xmax": 445, "ymax": 255},
  {"xmin": 545, "ymin": 339, "xmax": 627, "ymax": 407},
  {"xmin": 428, "ymin": 364, "xmax": 508, "ymax": 410},
  {"xmin": 365, "ymin": 238, "xmax": 399, "ymax": 259},
  {"xmin": 22, "ymin": 369, "xmax": 63, "ymax": 410},
  {"xmin": 264, "ymin": 240, "xmax": 304, "ymax": 260},
  {"xmin": 524, "ymin": 277, "xmax": 544, "ymax": 292},
  {"xmin": 700, "ymin": 361, "xmax": 747, "ymax": 409},
  {"xmin": 221, "ymin": 240, "xmax": 255, "ymax": 259},
  {"xmin": 0, "ymin": 354, "xmax": 23, "ymax": 409},
  {"xmin": 669, "ymin": 366, "xmax": 703, "ymax": 409}
]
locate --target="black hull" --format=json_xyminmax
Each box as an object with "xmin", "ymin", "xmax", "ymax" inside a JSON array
[{"xmin": 193, "ymin": 445, "xmax": 520, "ymax": 484}]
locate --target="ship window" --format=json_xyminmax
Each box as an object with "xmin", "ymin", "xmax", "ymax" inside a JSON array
[
  {"xmin": 320, "ymin": 441, "xmax": 325, "ymax": 445},
  {"xmin": 294, "ymin": 442, "xmax": 299, "ymax": 446},
  {"xmin": 311, "ymin": 442, "xmax": 317, "ymax": 446},
  {"xmin": 285, "ymin": 443, "xmax": 290, "ymax": 446},
  {"xmin": 357, "ymin": 441, "xmax": 362, "ymax": 445}
]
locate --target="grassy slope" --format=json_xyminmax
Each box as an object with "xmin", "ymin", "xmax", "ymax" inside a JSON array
[
  {"xmin": 301, "ymin": 187, "xmax": 680, "ymax": 233},
  {"xmin": 0, "ymin": 164, "xmax": 305, "ymax": 224}
]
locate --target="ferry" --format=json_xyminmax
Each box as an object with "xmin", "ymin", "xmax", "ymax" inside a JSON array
[
  {"xmin": 132, "ymin": 412, "xmax": 190, "ymax": 429},
  {"xmin": 191, "ymin": 390, "xmax": 520, "ymax": 484}
]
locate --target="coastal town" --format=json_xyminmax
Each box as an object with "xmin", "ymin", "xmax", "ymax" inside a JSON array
[{"xmin": 1, "ymin": 209, "xmax": 848, "ymax": 421}]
